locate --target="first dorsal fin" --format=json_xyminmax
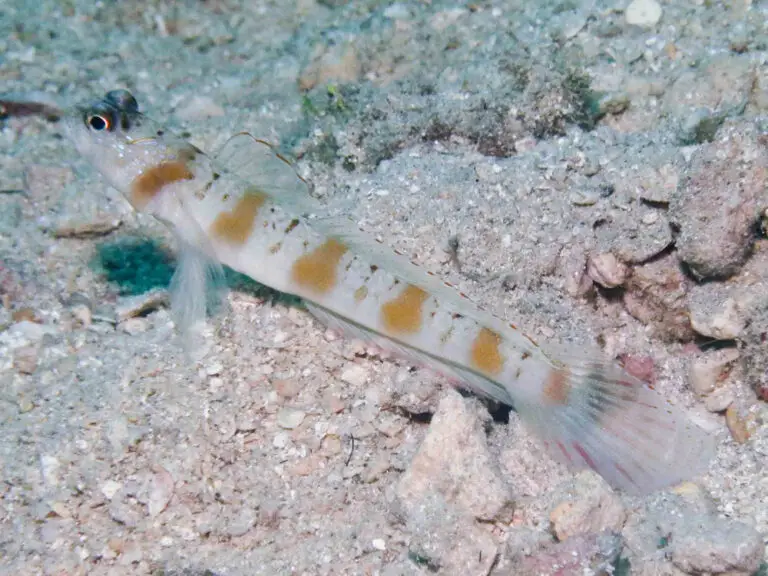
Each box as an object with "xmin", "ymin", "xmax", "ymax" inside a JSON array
[{"xmin": 213, "ymin": 132, "xmax": 322, "ymax": 214}]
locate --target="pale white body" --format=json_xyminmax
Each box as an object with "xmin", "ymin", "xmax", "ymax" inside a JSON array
[{"xmin": 66, "ymin": 91, "xmax": 715, "ymax": 495}]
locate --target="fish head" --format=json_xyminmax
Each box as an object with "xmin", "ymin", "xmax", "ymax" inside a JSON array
[{"xmin": 65, "ymin": 89, "xmax": 204, "ymax": 212}]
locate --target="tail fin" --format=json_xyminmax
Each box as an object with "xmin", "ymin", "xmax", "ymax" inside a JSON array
[{"xmin": 511, "ymin": 354, "xmax": 715, "ymax": 495}]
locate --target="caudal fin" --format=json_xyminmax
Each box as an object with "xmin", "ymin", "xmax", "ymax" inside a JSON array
[{"xmin": 511, "ymin": 355, "xmax": 715, "ymax": 495}]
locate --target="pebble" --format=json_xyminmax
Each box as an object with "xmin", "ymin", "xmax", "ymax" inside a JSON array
[
  {"xmin": 114, "ymin": 289, "xmax": 169, "ymax": 321},
  {"xmin": 623, "ymin": 254, "xmax": 693, "ymax": 341},
  {"xmin": 371, "ymin": 538, "xmax": 386, "ymax": 551},
  {"xmin": 52, "ymin": 217, "xmax": 122, "ymax": 238},
  {"xmin": 596, "ymin": 92, "xmax": 630, "ymax": 117},
  {"xmin": 298, "ymin": 43, "xmax": 361, "ymax": 91},
  {"xmin": 670, "ymin": 517, "xmax": 763, "ymax": 575},
  {"xmin": 688, "ymin": 348, "xmax": 739, "ymax": 397},
  {"xmin": 594, "ymin": 209, "xmax": 673, "ymax": 264},
  {"xmin": 226, "ymin": 507, "xmax": 256, "ymax": 537},
  {"xmin": 671, "ymin": 121, "xmax": 768, "ymax": 280},
  {"xmin": 12, "ymin": 307, "xmax": 37, "ymax": 323},
  {"xmin": 401, "ymin": 496, "xmax": 499, "ymax": 576},
  {"xmin": 340, "ymin": 363, "xmax": 369, "ymax": 387},
  {"xmin": 118, "ymin": 543, "xmax": 143, "ymax": 566},
  {"xmin": 276, "ymin": 407, "xmax": 306, "ymax": 430},
  {"xmin": 688, "ymin": 288, "xmax": 747, "ymax": 340},
  {"xmin": 174, "ymin": 95, "xmax": 225, "ymax": 121},
  {"xmin": 618, "ymin": 353, "xmax": 655, "ymax": 384},
  {"xmin": 515, "ymin": 532, "xmax": 622, "ymax": 575},
  {"xmin": 549, "ymin": 471, "xmax": 626, "ymax": 541},
  {"xmin": 625, "ymin": 0, "xmax": 662, "ymax": 27},
  {"xmin": 70, "ymin": 303, "xmax": 92, "ymax": 327},
  {"xmin": 396, "ymin": 390, "xmax": 514, "ymax": 522},
  {"xmin": 3, "ymin": 320, "xmax": 56, "ymax": 345},
  {"xmin": 109, "ymin": 492, "xmax": 143, "ymax": 527},
  {"xmin": 704, "ymin": 387, "xmax": 734, "ymax": 413},
  {"xmin": 273, "ymin": 378, "xmax": 301, "ymax": 399},
  {"xmin": 120, "ymin": 317, "xmax": 149, "ymax": 335},
  {"xmin": 725, "ymin": 405, "xmax": 752, "ymax": 444},
  {"xmin": 383, "ymin": 3, "xmax": 410, "ymax": 19},
  {"xmin": 147, "ymin": 466, "xmax": 174, "ymax": 517},
  {"xmin": 24, "ymin": 164, "xmax": 74, "ymax": 202},
  {"xmin": 17, "ymin": 396, "xmax": 34, "ymax": 413},
  {"xmin": 587, "ymin": 252, "xmax": 627, "ymax": 289},
  {"xmin": 13, "ymin": 345, "xmax": 38, "ymax": 374},
  {"xmin": 101, "ymin": 480, "xmax": 123, "ymax": 500}
]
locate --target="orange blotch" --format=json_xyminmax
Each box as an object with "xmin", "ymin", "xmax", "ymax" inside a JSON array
[
  {"xmin": 291, "ymin": 238, "xmax": 349, "ymax": 294},
  {"xmin": 210, "ymin": 189, "xmax": 268, "ymax": 245},
  {"xmin": 543, "ymin": 369, "xmax": 571, "ymax": 405},
  {"xmin": 470, "ymin": 328, "xmax": 504, "ymax": 376},
  {"xmin": 380, "ymin": 284, "xmax": 429, "ymax": 334},
  {"xmin": 131, "ymin": 161, "xmax": 193, "ymax": 209}
]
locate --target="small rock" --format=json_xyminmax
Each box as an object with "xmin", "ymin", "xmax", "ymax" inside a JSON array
[
  {"xmin": 671, "ymin": 121, "xmax": 768, "ymax": 280},
  {"xmin": 289, "ymin": 455, "xmax": 320, "ymax": 477},
  {"xmin": 587, "ymin": 252, "xmax": 627, "ymax": 288},
  {"xmin": 147, "ymin": 466, "xmax": 174, "ymax": 517},
  {"xmin": 625, "ymin": 0, "xmax": 662, "ymax": 27},
  {"xmin": 725, "ymin": 405, "xmax": 752, "ymax": 444},
  {"xmin": 17, "ymin": 396, "xmax": 34, "ymax": 413},
  {"xmin": 618, "ymin": 353, "xmax": 655, "ymax": 384},
  {"xmin": 118, "ymin": 543, "xmax": 143, "ymax": 565},
  {"xmin": 396, "ymin": 390, "xmax": 514, "ymax": 522},
  {"xmin": 689, "ymin": 288, "xmax": 748, "ymax": 340},
  {"xmin": 273, "ymin": 378, "xmax": 300, "ymax": 399},
  {"xmin": 704, "ymin": 387, "xmax": 734, "ymax": 412},
  {"xmin": 372, "ymin": 538, "xmax": 386, "ymax": 551},
  {"xmin": 13, "ymin": 345, "xmax": 38, "ymax": 374},
  {"xmin": 24, "ymin": 165, "xmax": 74, "ymax": 203},
  {"xmin": 109, "ymin": 492, "xmax": 144, "ymax": 527},
  {"xmin": 637, "ymin": 164, "xmax": 678, "ymax": 205},
  {"xmin": 174, "ymin": 95, "xmax": 225, "ymax": 121},
  {"xmin": 558, "ymin": 11, "xmax": 587, "ymax": 41},
  {"xmin": 0, "ymin": 200, "xmax": 22, "ymax": 232},
  {"xmin": 678, "ymin": 108, "xmax": 730, "ymax": 145},
  {"xmin": 403, "ymin": 496, "xmax": 499, "ymax": 576},
  {"xmin": 383, "ymin": 3, "xmax": 410, "ymax": 19},
  {"xmin": 227, "ymin": 507, "xmax": 256, "ymax": 537},
  {"xmin": 120, "ymin": 317, "xmax": 149, "ymax": 335},
  {"xmin": 340, "ymin": 363, "xmax": 369, "ymax": 387},
  {"xmin": 670, "ymin": 517, "xmax": 763, "ymax": 575},
  {"xmin": 40, "ymin": 454, "xmax": 61, "ymax": 487},
  {"xmin": 115, "ymin": 289, "xmax": 169, "ymax": 321},
  {"xmin": 594, "ymin": 209, "xmax": 673, "ymax": 264},
  {"xmin": 689, "ymin": 348, "xmax": 739, "ymax": 396},
  {"xmin": 569, "ymin": 187, "xmax": 602, "ymax": 206},
  {"xmin": 50, "ymin": 502, "xmax": 71, "ymax": 518},
  {"xmin": 52, "ymin": 217, "xmax": 122, "ymax": 238},
  {"xmin": 70, "ymin": 304, "xmax": 92, "ymax": 327},
  {"xmin": 12, "ymin": 307, "xmax": 38, "ymax": 323},
  {"xmin": 623, "ymin": 254, "xmax": 693, "ymax": 341},
  {"xmin": 101, "ymin": 480, "xmax": 123, "ymax": 500},
  {"xmin": 277, "ymin": 407, "xmax": 306, "ymax": 430},
  {"xmin": 363, "ymin": 455, "xmax": 393, "ymax": 483},
  {"xmin": 549, "ymin": 471, "xmax": 626, "ymax": 541},
  {"xmin": 596, "ymin": 92, "xmax": 630, "ymax": 117},
  {"xmin": 298, "ymin": 43, "xmax": 361, "ymax": 91},
  {"xmin": 515, "ymin": 531, "xmax": 623, "ymax": 575}
]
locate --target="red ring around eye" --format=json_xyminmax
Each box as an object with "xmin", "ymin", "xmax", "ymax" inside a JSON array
[{"xmin": 88, "ymin": 114, "xmax": 111, "ymax": 131}]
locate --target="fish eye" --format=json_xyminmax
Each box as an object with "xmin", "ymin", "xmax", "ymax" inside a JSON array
[{"xmin": 87, "ymin": 114, "xmax": 111, "ymax": 131}]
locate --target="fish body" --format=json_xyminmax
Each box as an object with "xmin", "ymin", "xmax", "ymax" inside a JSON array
[{"xmin": 66, "ymin": 90, "xmax": 714, "ymax": 495}]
